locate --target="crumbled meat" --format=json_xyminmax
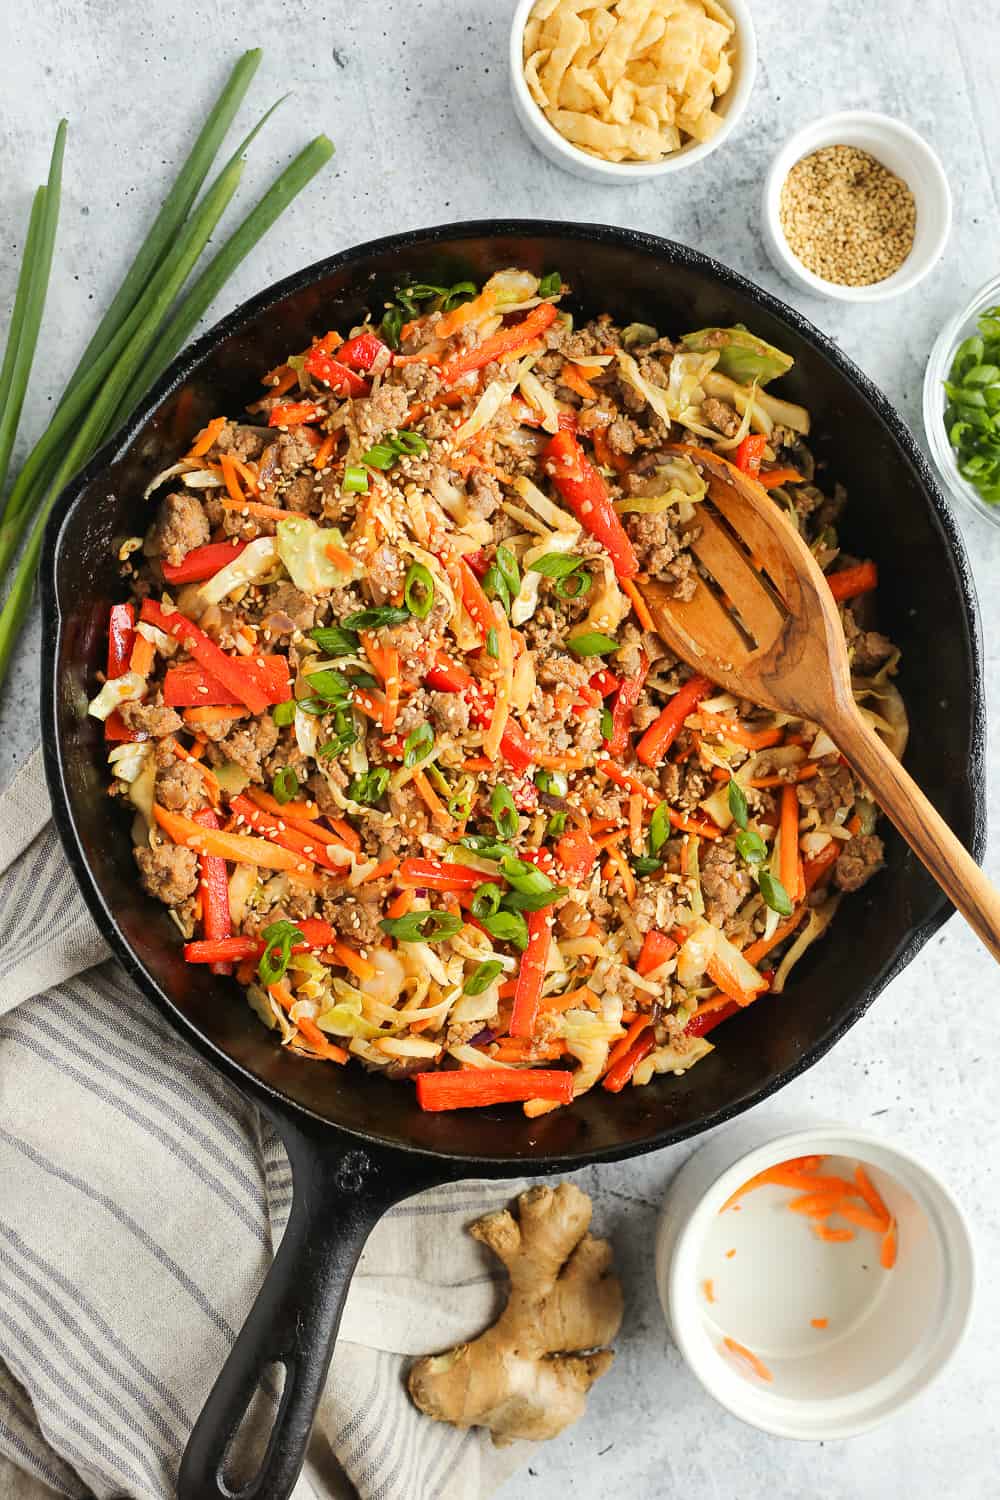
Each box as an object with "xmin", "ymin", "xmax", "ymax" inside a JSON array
[
  {"xmin": 385, "ymin": 782, "xmax": 430, "ymax": 847},
  {"xmin": 700, "ymin": 840, "xmax": 753, "ymax": 928},
  {"xmin": 274, "ymin": 429, "xmax": 317, "ymax": 476},
  {"xmin": 701, "ymin": 397, "xmax": 742, "ymax": 438},
  {"xmin": 796, "ymin": 762, "xmax": 855, "ymax": 817},
  {"xmin": 266, "ymin": 581, "xmax": 316, "ymax": 631},
  {"xmin": 154, "ymin": 756, "xmax": 205, "ymax": 816},
  {"xmin": 389, "ymin": 595, "xmax": 449, "ymax": 655},
  {"xmin": 281, "ymin": 474, "xmax": 317, "ymax": 513},
  {"xmin": 631, "ymin": 879, "xmax": 677, "ymax": 936},
  {"xmin": 193, "ymin": 712, "xmax": 248, "ymax": 743},
  {"xmin": 394, "ymin": 689, "xmax": 431, "ymax": 736},
  {"xmin": 397, "ymin": 362, "xmax": 443, "ymax": 400},
  {"xmin": 353, "ymin": 383, "xmax": 409, "ymax": 446},
  {"xmin": 118, "ymin": 700, "xmax": 182, "ymax": 738},
  {"xmin": 468, "ymin": 470, "xmax": 502, "ymax": 518},
  {"xmin": 367, "ymin": 543, "xmax": 407, "ymax": 597},
  {"xmin": 322, "ymin": 879, "xmax": 392, "ymax": 947},
  {"xmin": 534, "ymin": 649, "xmax": 591, "ymax": 692},
  {"xmin": 607, "ymin": 417, "xmax": 638, "ymax": 455},
  {"xmin": 661, "ymin": 553, "xmax": 698, "ymax": 600},
  {"xmin": 833, "ymin": 834, "xmax": 884, "ymax": 893},
  {"xmin": 144, "ymin": 491, "xmax": 210, "ymax": 567},
  {"xmin": 214, "ymin": 422, "xmax": 266, "ymax": 462},
  {"xmin": 429, "ymin": 690, "xmax": 471, "ymax": 737},
  {"xmin": 135, "ymin": 843, "xmax": 199, "ymax": 906},
  {"xmin": 843, "ymin": 609, "xmax": 895, "ymax": 674},
  {"xmin": 208, "ymin": 716, "xmax": 279, "ymax": 783},
  {"xmin": 307, "ymin": 765, "xmax": 348, "ymax": 815},
  {"xmin": 624, "ymin": 510, "xmax": 682, "ymax": 575}
]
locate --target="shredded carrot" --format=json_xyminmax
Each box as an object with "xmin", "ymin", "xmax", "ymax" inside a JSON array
[
  {"xmin": 759, "ymin": 467, "xmax": 805, "ymax": 489},
  {"xmin": 532, "ymin": 750, "xmax": 588, "ymax": 771},
  {"xmin": 295, "ymin": 1014, "xmax": 349, "ymax": 1063},
  {"xmin": 186, "ymin": 415, "xmax": 226, "ymax": 459},
  {"xmin": 628, "ymin": 791, "xmax": 644, "ymax": 856},
  {"xmin": 779, "ymin": 785, "xmax": 800, "ymax": 905},
  {"xmin": 483, "ymin": 605, "xmax": 513, "ymax": 762},
  {"xmin": 839, "ymin": 1203, "xmax": 892, "ymax": 1233},
  {"xmin": 312, "ymin": 431, "xmax": 337, "ymax": 469},
  {"xmin": 541, "ymin": 985, "xmax": 600, "ymax": 1013},
  {"xmin": 228, "ymin": 455, "xmax": 260, "ymax": 496},
  {"xmin": 411, "ymin": 768, "xmax": 452, "ymax": 832},
  {"xmin": 245, "ymin": 789, "xmax": 341, "ymax": 846},
  {"xmin": 385, "ymin": 889, "xmax": 413, "ymax": 921},
  {"xmin": 854, "ymin": 1165, "xmax": 892, "ymax": 1229},
  {"xmin": 810, "ymin": 1317, "xmax": 829, "ymax": 1329},
  {"xmin": 725, "ymin": 1248, "xmax": 736, "ymax": 1259},
  {"xmin": 723, "ymin": 1338, "xmax": 773, "ymax": 1383},
  {"xmin": 325, "ymin": 541, "xmax": 355, "ymax": 574},
  {"xmin": 812, "ymin": 1225, "xmax": 854, "ymax": 1243},
  {"xmin": 361, "ymin": 857, "xmax": 398, "ymax": 883},
  {"xmin": 560, "ymin": 361, "xmax": 598, "ymax": 401},
  {"xmin": 788, "ymin": 1190, "xmax": 855, "ymax": 1218},
  {"xmin": 220, "ymin": 496, "xmax": 302, "ymax": 523},
  {"xmin": 268, "ymin": 980, "xmax": 294, "ymax": 1011},
  {"xmin": 490, "ymin": 1038, "xmax": 566, "ymax": 1063},
  {"xmin": 702, "ymin": 1278, "xmax": 716, "ymax": 1304},
  {"xmin": 880, "ymin": 1221, "xmax": 897, "ymax": 1268},
  {"xmin": 743, "ymin": 912, "xmax": 805, "ymax": 967},
  {"xmin": 721, "ymin": 1156, "xmax": 826, "ymax": 1212},
  {"xmin": 621, "ymin": 576, "xmax": 655, "ymax": 631},
  {"xmin": 602, "ymin": 1017, "xmax": 650, "ymax": 1078},
  {"xmin": 328, "ymin": 818, "xmax": 361, "ymax": 855},
  {"xmin": 218, "ymin": 453, "xmax": 246, "ymax": 506},
  {"xmin": 129, "ymin": 633, "xmax": 156, "ymax": 676},
  {"xmin": 749, "ymin": 765, "xmax": 820, "ymax": 789},
  {"xmin": 331, "ymin": 941, "xmax": 377, "ymax": 983},
  {"xmin": 435, "ymin": 286, "xmax": 496, "ymax": 340},
  {"xmin": 382, "ymin": 647, "xmax": 400, "ymax": 733}
]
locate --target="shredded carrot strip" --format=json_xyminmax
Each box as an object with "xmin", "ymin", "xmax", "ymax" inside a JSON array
[
  {"xmin": 385, "ymin": 889, "xmax": 412, "ymax": 921},
  {"xmin": 602, "ymin": 1017, "xmax": 649, "ymax": 1078},
  {"xmin": 483, "ymin": 605, "xmax": 513, "ymax": 762},
  {"xmin": 810, "ymin": 1317, "xmax": 829, "ymax": 1329},
  {"xmin": 880, "ymin": 1221, "xmax": 897, "ymax": 1268},
  {"xmin": 721, "ymin": 1156, "xmax": 826, "ymax": 1212},
  {"xmin": 313, "ymin": 431, "xmax": 337, "ymax": 469},
  {"xmin": 742, "ymin": 911, "xmax": 805, "ymax": 967},
  {"xmin": 328, "ymin": 818, "xmax": 361, "ymax": 855},
  {"xmin": 220, "ymin": 497, "xmax": 302, "ymax": 523},
  {"xmin": 361, "ymin": 857, "xmax": 398, "ymax": 883},
  {"xmin": 541, "ymin": 985, "xmax": 600, "ymax": 1013},
  {"xmin": 779, "ymin": 785, "xmax": 800, "ymax": 905},
  {"xmin": 268, "ymin": 981, "xmax": 294, "ymax": 1011},
  {"xmin": 331, "ymin": 941, "xmax": 376, "ymax": 982},
  {"xmin": 128, "ymin": 633, "xmax": 156, "ymax": 676},
  {"xmin": 604, "ymin": 846, "xmax": 637, "ymax": 903},
  {"xmin": 627, "ymin": 791, "xmax": 644, "ymax": 856},
  {"xmin": 382, "ymin": 647, "xmax": 400, "ymax": 733},
  {"xmin": 839, "ymin": 1202, "xmax": 892, "ymax": 1233},
  {"xmin": 325, "ymin": 540, "xmax": 354, "ymax": 572},
  {"xmin": 725, "ymin": 1248, "xmax": 736, "ymax": 1259},
  {"xmin": 411, "ymin": 768, "xmax": 452, "ymax": 832},
  {"xmin": 812, "ymin": 1225, "xmax": 854, "ymax": 1242},
  {"xmin": 702, "ymin": 1278, "xmax": 716, "ymax": 1304},
  {"xmin": 295, "ymin": 1014, "xmax": 349, "ymax": 1063},
  {"xmin": 621, "ymin": 576, "xmax": 655, "ymax": 631},
  {"xmin": 532, "ymin": 750, "xmax": 588, "ymax": 771},
  {"xmin": 186, "ymin": 415, "xmax": 226, "ymax": 459},
  {"xmin": 218, "ymin": 453, "xmax": 245, "ymax": 505},
  {"xmin": 436, "ymin": 287, "xmax": 496, "ymax": 340},
  {"xmin": 788, "ymin": 1190, "xmax": 854, "ymax": 1218},
  {"xmin": 854, "ymin": 1165, "xmax": 892, "ymax": 1228},
  {"xmin": 228, "ymin": 455, "xmax": 260, "ymax": 496},
  {"xmin": 723, "ymin": 1338, "xmax": 773, "ymax": 1383},
  {"xmin": 748, "ymin": 765, "xmax": 820, "ymax": 789},
  {"xmin": 560, "ymin": 361, "xmax": 598, "ymax": 400}
]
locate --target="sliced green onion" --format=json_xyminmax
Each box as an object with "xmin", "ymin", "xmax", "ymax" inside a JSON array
[
  {"xmin": 393, "ymin": 430, "xmax": 429, "ymax": 455},
  {"xmin": 568, "ymin": 632, "xmax": 618, "ymax": 657},
  {"xmin": 343, "ymin": 464, "xmax": 369, "ymax": 494},
  {"xmin": 463, "ymin": 958, "xmax": 503, "ymax": 996},
  {"xmin": 486, "ymin": 626, "xmax": 499, "ymax": 659},
  {"xmin": 381, "ymin": 305, "xmax": 404, "ymax": 349},
  {"xmin": 404, "ymin": 561, "xmax": 435, "ymax": 619},
  {"xmin": 736, "ymin": 829, "xmax": 767, "ymax": 865},
  {"xmin": 599, "ymin": 706, "xmax": 613, "ymax": 741},
  {"xmin": 403, "ymin": 723, "xmax": 434, "ymax": 767},
  {"xmin": 480, "ymin": 908, "xmax": 529, "ymax": 951},
  {"xmin": 538, "ymin": 271, "xmax": 562, "ymax": 298},
  {"xmin": 482, "ymin": 565, "xmax": 511, "ymax": 614},
  {"xmin": 630, "ymin": 855, "xmax": 662, "ymax": 876},
  {"xmin": 272, "ymin": 699, "xmax": 296, "ymax": 727},
  {"xmin": 258, "ymin": 918, "xmax": 304, "ymax": 986},
  {"xmin": 499, "ymin": 855, "xmax": 552, "ymax": 896},
  {"xmin": 529, "ymin": 552, "xmax": 586, "ymax": 578},
  {"xmin": 728, "ymin": 779, "xmax": 749, "ymax": 830},
  {"xmin": 490, "ymin": 784, "xmax": 518, "ymax": 840},
  {"xmin": 380, "ymin": 910, "xmax": 463, "ymax": 943},
  {"xmin": 272, "ymin": 766, "xmax": 299, "ymax": 804},
  {"xmin": 759, "ymin": 868, "xmax": 793, "ymax": 915},
  {"xmin": 471, "ymin": 882, "xmax": 503, "ymax": 920},
  {"xmin": 457, "ymin": 834, "xmax": 517, "ymax": 861},
  {"xmin": 502, "ymin": 884, "xmax": 567, "ymax": 912},
  {"xmin": 342, "ymin": 605, "xmax": 410, "ymax": 630},
  {"xmin": 535, "ymin": 769, "xmax": 568, "ymax": 796},
  {"xmin": 303, "ymin": 668, "xmax": 351, "ymax": 702},
  {"xmin": 649, "ymin": 801, "xmax": 671, "ymax": 855},
  {"xmin": 308, "ymin": 625, "xmax": 360, "ymax": 655},
  {"xmin": 546, "ymin": 811, "xmax": 568, "ymax": 837},
  {"xmin": 554, "ymin": 568, "xmax": 591, "ymax": 600},
  {"xmin": 347, "ymin": 767, "xmax": 390, "ymax": 804},
  {"xmin": 495, "ymin": 544, "xmax": 520, "ymax": 599}
]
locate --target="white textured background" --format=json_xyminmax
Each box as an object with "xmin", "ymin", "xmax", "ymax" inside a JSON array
[{"xmin": 0, "ymin": 3, "xmax": 997, "ymax": 1498}]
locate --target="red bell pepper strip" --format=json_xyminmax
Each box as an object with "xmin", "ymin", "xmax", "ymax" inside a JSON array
[
  {"xmin": 229, "ymin": 794, "xmax": 342, "ymax": 871},
  {"xmin": 606, "ymin": 652, "xmax": 648, "ymax": 757},
  {"xmin": 193, "ymin": 807, "xmax": 233, "ymax": 976},
  {"xmin": 107, "ymin": 603, "xmax": 135, "ymax": 677},
  {"xmin": 162, "ymin": 655, "xmax": 291, "ymax": 709},
  {"xmin": 826, "ymin": 561, "xmax": 878, "ymax": 602},
  {"xmin": 555, "ymin": 830, "xmax": 600, "ymax": 881},
  {"xmin": 497, "ymin": 718, "xmax": 535, "ymax": 775},
  {"xmin": 141, "ymin": 600, "xmax": 272, "ymax": 715},
  {"xmin": 463, "ymin": 548, "xmax": 490, "ymax": 577},
  {"xmin": 161, "ymin": 540, "xmax": 250, "ymax": 585},
  {"xmin": 183, "ymin": 917, "xmax": 340, "ymax": 966},
  {"xmin": 636, "ymin": 929, "xmax": 678, "ymax": 977},
  {"xmin": 303, "ymin": 346, "xmax": 371, "ymax": 398},
  {"xmin": 734, "ymin": 433, "xmax": 766, "ymax": 476},
  {"xmin": 587, "ymin": 668, "xmax": 620, "ymax": 698},
  {"xmin": 685, "ymin": 999, "xmax": 740, "ymax": 1038},
  {"xmin": 268, "ymin": 401, "xmax": 325, "ymax": 428},
  {"xmin": 442, "ymin": 302, "xmax": 559, "ymax": 383},
  {"xmin": 398, "ymin": 858, "xmax": 501, "ymax": 891},
  {"xmin": 424, "ymin": 650, "xmax": 476, "ymax": 694},
  {"xmin": 602, "ymin": 1025, "xmax": 656, "ymax": 1092},
  {"xmin": 105, "ymin": 603, "xmax": 137, "ymax": 743},
  {"xmin": 337, "ymin": 331, "xmax": 392, "ymax": 370},
  {"xmin": 635, "ymin": 673, "xmax": 714, "ymax": 767},
  {"xmin": 457, "ymin": 557, "xmax": 496, "ymax": 641},
  {"xmin": 509, "ymin": 909, "xmax": 552, "ymax": 1039},
  {"xmin": 424, "ymin": 651, "xmax": 537, "ymax": 774},
  {"xmin": 415, "ymin": 1066, "xmax": 573, "ymax": 1112},
  {"xmin": 542, "ymin": 429, "xmax": 639, "ymax": 580}
]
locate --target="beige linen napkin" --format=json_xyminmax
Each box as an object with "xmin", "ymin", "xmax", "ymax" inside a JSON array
[{"xmin": 0, "ymin": 750, "xmax": 531, "ymax": 1500}]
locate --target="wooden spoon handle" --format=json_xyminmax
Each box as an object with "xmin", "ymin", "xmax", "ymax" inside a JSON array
[{"xmin": 830, "ymin": 708, "xmax": 1000, "ymax": 962}]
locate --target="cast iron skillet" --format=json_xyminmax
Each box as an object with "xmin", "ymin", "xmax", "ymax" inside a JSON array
[{"xmin": 40, "ymin": 222, "xmax": 986, "ymax": 1500}]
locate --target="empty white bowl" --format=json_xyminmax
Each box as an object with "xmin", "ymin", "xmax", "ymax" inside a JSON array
[
  {"xmin": 508, "ymin": 0, "xmax": 757, "ymax": 185},
  {"xmin": 655, "ymin": 1117, "xmax": 974, "ymax": 1439},
  {"xmin": 761, "ymin": 112, "xmax": 952, "ymax": 301}
]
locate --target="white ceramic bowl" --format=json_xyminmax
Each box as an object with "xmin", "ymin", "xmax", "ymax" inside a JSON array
[
  {"xmin": 923, "ymin": 272, "xmax": 1000, "ymax": 532},
  {"xmin": 508, "ymin": 0, "xmax": 757, "ymax": 185},
  {"xmin": 761, "ymin": 112, "xmax": 952, "ymax": 302},
  {"xmin": 655, "ymin": 1117, "xmax": 974, "ymax": 1440}
]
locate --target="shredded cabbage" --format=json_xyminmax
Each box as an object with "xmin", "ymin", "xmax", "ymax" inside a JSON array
[
  {"xmin": 561, "ymin": 997, "xmax": 624, "ymax": 1096},
  {"xmin": 511, "ymin": 524, "xmax": 581, "ymax": 626},
  {"xmin": 512, "ymin": 474, "xmax": 577, "ymax": 532},
  {"xmin": 453, "ymin": 355, "xmax": 534, "ymax": 446},
  {"xmin": 485, "ymin": 268, "xmax": 539, "ymax": 306},
  {"xmin": 518, "ymin": 368, "xmax": 561, "ymax": 434},
  {"xmin": 87, "ymin": 672, "xmax": 145, "ymax": 721},
  {"xmin": 275, "ymin": 518, "xmax": 359, "ymax": 594},
  {"xmin": 198, "ymin": 537, "xmax": 281, "ymax": 606},
  {"xmin": 632, "ymin": 1035, "xmax": 714, "ymax": 1086},
  {"xmin": 772, "ymin": 898, "xmax": 839, "ymax": 993}
]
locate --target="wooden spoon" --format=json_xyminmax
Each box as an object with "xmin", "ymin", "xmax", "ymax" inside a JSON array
[{"xmin": 636, "ymin": 447, "xmax": 1000, "ymax": 961}]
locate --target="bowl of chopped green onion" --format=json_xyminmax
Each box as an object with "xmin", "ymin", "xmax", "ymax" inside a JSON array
[{"xmin": 924, "ymin": 273, "xmax": 1000, "ymax": 528}]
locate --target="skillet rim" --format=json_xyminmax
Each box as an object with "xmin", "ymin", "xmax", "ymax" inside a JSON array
[{"xmin": 39, "ymin": 218, "xmax": 988, "ymax": 1171}]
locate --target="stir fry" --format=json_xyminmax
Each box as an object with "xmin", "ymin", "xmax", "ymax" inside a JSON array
[{"xmin": 97, "ymin": 268, "xmax": 906, "ymax": 1113}]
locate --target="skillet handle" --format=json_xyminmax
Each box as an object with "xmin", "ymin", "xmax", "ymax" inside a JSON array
[{"xmin": 178, "ymin": 1111, "xmax": 455, "ymax": 1500}]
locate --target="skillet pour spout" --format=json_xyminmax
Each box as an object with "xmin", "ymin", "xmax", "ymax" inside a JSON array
[{"xmin": 39, "ymin": 222, "xmax": 986, "ymax": 1500}]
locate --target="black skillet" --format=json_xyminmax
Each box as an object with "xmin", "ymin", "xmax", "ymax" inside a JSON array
[{"xmin": 39, "ymin": 222, "xmax": 986, "ymax": 1500}]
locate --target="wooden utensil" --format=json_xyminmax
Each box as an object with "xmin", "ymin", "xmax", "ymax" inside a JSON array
[{"xmin": 637, "ymin": 447, "xmax": 1000, "ymax": 961}]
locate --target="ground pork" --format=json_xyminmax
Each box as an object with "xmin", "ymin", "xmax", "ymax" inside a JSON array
[
  {"xmin": 207, "ymin": 717, "xmax": 279, "ymax": 782},
  {"xmin": 428, "ymin": 690, "xmax": 471, "ymax": 737},
  {"xmin": 154, "ymin": 757, "xmax": 204, "ymax": 816},
  {"xmin": 321, "ymin": 878, "xmax": 392, "ymax": 947},
  {"xmin": 468, "ymin": 470, "xmax": 502, "ymax": 518},
  {"xmin": 353, "ymin": 383, "xmax": 409, "ymax": 446},
  {"xmin": 397, "ymin": 363, "xmax": 443, "ymax": 401},
  {"xmin": 135, "ymin": 843, "xmax": 199, "ymax": 906},
  {"xmin": 631, "ymin": 879, "xmax": 677, "ymax": 936},
  {"xmin": 367, "ymin": 543, "xmax": 407, "ymax": 597},
  {"xmin": 624, "ymin": 510, "xmax": 682, "ymax": 576},
  {"xmin": 700, "ymin": 839, "xmax": 753, "ymax": 928},
  {"xmin": 265, "ymin": 581, "xmax": 316, "ymax": 632},
  {"xmin": 280, "ymin": 474, "xmax": 318, "ymax": 514},
  {"xmin": 701, "ymin": 397, "xmax": 742, "ymax": 438},
  {"xmin": 118, "ymin": 700, "xmax": 182, "ymax": 738},
  {"xmin": 213, "ymin": 422, "xmax": 266, "ymax": 462},
  {"xmin": 842, "ymin": 608, "xmax": 895, "ymax": 674},
  {"xmin": 383, "ymin": 782, "xmax": 430, "ymax": 850},
  {"xmin": 144, "ymin": 491, "xmax": 210, "ymax": 567},
  {"xmin": 797, "ymin": 761, "xmax": 855, "ymax": 817},
  {"xmin": 607, "ymin": 416, "xmax": 638, "ymax": 455},
  {"xmin": 833, "ymin": 834, "xmax": 884, "ymax": 893}
]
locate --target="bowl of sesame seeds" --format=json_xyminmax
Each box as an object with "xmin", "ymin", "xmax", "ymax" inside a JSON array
[{"xmin": 761, "ymin": 111, "xmax": 952, "ymax": 302}]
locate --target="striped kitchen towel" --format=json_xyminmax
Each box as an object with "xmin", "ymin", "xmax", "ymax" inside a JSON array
[{"xmin": 0, "ymin": 749, "xmax": 533, "ymax": 1500}]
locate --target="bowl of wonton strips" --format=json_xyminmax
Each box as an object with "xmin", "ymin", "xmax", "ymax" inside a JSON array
[{"xmin": 510, "ymin": 0, "xmax": 757, "ymax": 183}]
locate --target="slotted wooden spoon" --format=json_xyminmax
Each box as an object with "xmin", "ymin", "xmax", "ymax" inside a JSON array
[{"xmin": 637, "ymin": 447, "xmax": 1000, "ymax": 961}]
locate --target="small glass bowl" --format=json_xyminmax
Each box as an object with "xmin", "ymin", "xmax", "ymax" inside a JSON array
[{"xmin": 923, "ymin": 272, "xmax": 1000, "ymax": 532}]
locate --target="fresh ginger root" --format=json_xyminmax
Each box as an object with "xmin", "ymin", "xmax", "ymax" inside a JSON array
[{"xmin": 408, "ymin": 1182, "xmax": 623, "ymax": 1445}]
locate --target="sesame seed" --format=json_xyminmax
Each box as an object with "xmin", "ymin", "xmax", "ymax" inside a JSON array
[{"xmin": 779, "ymin": 145, "xmax": 915, "ymax": 287}]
